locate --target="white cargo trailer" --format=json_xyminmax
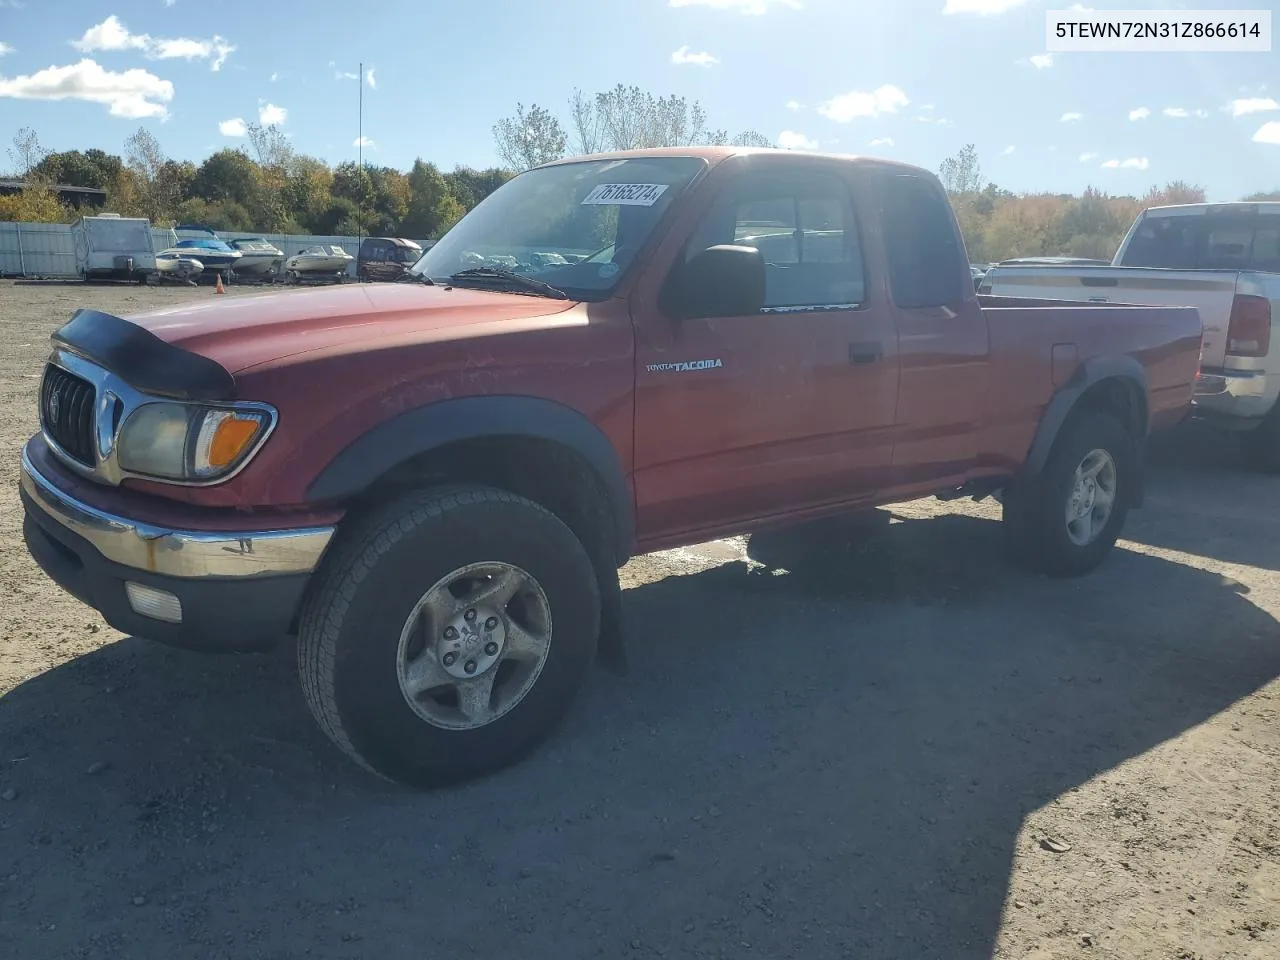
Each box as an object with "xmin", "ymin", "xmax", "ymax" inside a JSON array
[{"xmin": 70, "ymin": 214, "xmax": 157, "ymax": 282}]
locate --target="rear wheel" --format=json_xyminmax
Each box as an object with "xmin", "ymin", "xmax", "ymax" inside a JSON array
[
  {"xmin": 1003, "ymin": 411, "xmax": 1135, "ymax": 577},
  {"xmin": 297, "ymin": 485, "xmax": 601, "ymax": 787}
]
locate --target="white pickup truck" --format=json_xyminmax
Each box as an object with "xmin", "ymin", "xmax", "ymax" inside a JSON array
[{"xmin": 981, "ymin": 202, "xmax": 1280, "ymax": 470}]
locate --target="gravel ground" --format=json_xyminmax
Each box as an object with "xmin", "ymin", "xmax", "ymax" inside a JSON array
[{"xmin": 0, "ymin": 280, "xmax": 1277, "ymax": 960}]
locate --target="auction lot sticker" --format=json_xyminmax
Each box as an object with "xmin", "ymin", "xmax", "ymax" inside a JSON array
[{"xmin": 581, "ymin": 184, "xmax": 670, "ymax": 206}]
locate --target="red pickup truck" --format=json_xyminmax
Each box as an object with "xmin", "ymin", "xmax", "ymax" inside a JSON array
[{"xmin": 21, "ymin": 148, "xmax": 1202, "ymax": 786}]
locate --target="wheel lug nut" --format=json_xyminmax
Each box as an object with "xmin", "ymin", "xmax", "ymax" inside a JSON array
[
  {"xmin": 485, "ymin": 617, "xmax": 499, "ymax": 630},
  {"xmin": 443, "ymin": 651, "xmax": 457, "ymax": 666},
  {"xmin": 484, "ymin": 642, "xmax": 499, "ymax": 656},
  {"xmin": 464, "ymin": 660, "xmax": 477, "ymax": 674},
  {"xmin": 464, "ymin": 609, "xmax": 477, "ymax": 622},
  {"xmin": 443, "ymin": 626, "xmax": 457, "ymax": 640}
]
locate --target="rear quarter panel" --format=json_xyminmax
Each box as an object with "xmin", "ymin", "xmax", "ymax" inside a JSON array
[{"xmin": 978, "ymin": 300, "xmax": 1202, "ymax": 473}]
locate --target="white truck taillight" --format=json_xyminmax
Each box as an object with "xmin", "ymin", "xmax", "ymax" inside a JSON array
[{"xmin": 1225, "ymin": 294, "xmax": 1271, "ymax": 358}]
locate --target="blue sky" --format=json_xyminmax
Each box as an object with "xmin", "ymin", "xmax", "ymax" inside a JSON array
[{"xmin": 0, "ymin": 0, "xmax": 1277, "ymax": 198}]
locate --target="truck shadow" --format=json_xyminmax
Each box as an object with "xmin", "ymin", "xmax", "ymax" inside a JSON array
[
  {"xmin": 1132, "ymin": 420, "xmax": 1280, "ymax": 570},
  {"xmin": 2, "ymin": 512, "xmax": 1278, "ymax": 959}
]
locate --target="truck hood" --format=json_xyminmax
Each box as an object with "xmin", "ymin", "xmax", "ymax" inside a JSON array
[{"xmin": 124, "ymin": 283, "xmax": 579, "ymax": 374}]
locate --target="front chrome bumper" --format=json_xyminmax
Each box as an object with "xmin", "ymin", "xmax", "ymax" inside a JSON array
[{"xmin": 20, "ymin": 445, "xmax": 335, "ymax": 579}]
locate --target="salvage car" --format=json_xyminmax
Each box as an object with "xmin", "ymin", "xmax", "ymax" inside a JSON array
[{"xmin": 21, "ymin": 148, "xmax": 1204, "ymax": 786}]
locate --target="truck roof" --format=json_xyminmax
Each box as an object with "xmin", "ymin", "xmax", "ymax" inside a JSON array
[
  {"xmin": 1142, "ymin": 201, "xmax": 1280, "ymax": 218},
  {"xmin": 538, "ymin": 146, "xmax": 933, "ymax": 177}
]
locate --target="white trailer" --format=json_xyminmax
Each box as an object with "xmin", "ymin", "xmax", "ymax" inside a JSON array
[{"xmin": 70, "ymin": 214, "xmax": 157, "ymax": 282}]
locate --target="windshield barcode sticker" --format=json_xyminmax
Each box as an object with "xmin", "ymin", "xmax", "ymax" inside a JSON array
[{"xmin": 581, "ymin": 183, "xmax": 670, "ymax": 206}]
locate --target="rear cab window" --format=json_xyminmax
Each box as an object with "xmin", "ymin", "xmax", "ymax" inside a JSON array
[
  {"xmin": 1120, "ymin": 213, "xmax": 1280, "ymax": 272},
  {"xmin": 878, "ymin": 172, "xmax": 967, "ymax": 309}
]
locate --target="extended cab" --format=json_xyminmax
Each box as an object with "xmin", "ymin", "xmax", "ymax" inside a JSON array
[
  {"xmin": 981, "ymin": 202, "xmax": 1280, "ymax": 469},
  {"xmin": 20, "ymin": 148, "xmax": 1203, "ymax": 786}
]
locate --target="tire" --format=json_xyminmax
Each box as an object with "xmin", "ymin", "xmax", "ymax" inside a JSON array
[
  {"xmin": 1239, "ymin": 408, "xmax": 1280, "ymax": 473},
  {"xmin": 297, "ymin": 485, "xmax": 601, "ymax": 787},
  {"xmin": 1002, "ymin": 410, "xmax": 1135, "ymax": 578}
]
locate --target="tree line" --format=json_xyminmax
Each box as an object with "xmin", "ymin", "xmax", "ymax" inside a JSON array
[
  {"xmin": 5, "ymin": 90, "xmax": 1280, "ymax": 263},
  {"xmin": 2, "ymin": 124, "xmax": 508, "ymax": 241},
  {"xmin": 938, "ymin": 143, "xmax": 1279, "ymax": 263}
]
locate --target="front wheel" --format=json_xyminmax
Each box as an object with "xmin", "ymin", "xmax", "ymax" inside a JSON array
[
  {"xmin": 297, "ymin": 485, "xmax": 601, "ymax": 786},
  {"xmin": 1003, "ymin": 411, "xmax": 1135, "ymax": 578}
]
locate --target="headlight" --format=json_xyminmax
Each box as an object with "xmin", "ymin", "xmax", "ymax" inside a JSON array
[{"xmin": 116, "ymin": 402, "xmax": 274, "ymax": 482}]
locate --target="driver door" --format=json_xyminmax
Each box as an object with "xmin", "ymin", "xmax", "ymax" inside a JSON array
[{"xmin": 629, "ymin": 157, "xmax": 901, "ymax": 546}]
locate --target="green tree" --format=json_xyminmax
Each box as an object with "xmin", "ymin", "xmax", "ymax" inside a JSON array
[
  {"xmin": 33, "ymin": 149, "xmax": 123, "ymax": 190},
  {"xmin": 124, "ymin": 127, "xmax": 182, "ymax": 221},
  {"xmin": 1243, "ymin": 190, "xmax": 1280, "ymax": 201},
  {"xmin": 492, "ymin": 103, "xmax": 567, "ymax": 171},
  {"xmin": 444, "ymin": 166, "xmax": 514, "ymax": 210},
  {"xmin": 192, "ymin": 149, "xmax": 259, "ymax": 207},
  {"xmin": 171, "ymin": 197, "xmax": 255, "ymax": 232},
  {"xmin": 402, "ymin": 159, "xmax": 465, "ymax": 240}
]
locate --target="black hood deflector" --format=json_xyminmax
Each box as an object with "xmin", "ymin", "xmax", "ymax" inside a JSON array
[{"xmin": 52, "ymin": 308, "xmax": 236, "ymax": 402}]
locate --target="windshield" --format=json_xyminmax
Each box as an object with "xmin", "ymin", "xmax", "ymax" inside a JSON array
[
  {"xmin": 410, "ymin": 156, "xmax": 707, "ymax": 299},
  {"xmin": 391, "ymin": 245, "xmax": 420, "ymax": 263},
  {"xmin": 1120, "ymin": 214, "xmax": 1280, "ymax": 271}
]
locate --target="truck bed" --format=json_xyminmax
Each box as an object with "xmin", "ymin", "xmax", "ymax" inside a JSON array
[{"xmin": 981, "ymin": 265, "xmax": 1241, "ymax": 368}]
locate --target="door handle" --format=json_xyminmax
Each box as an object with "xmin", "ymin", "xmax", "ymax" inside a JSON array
[{"xmin": 849, "ymin": 342, "xmax": 883, "ymax": 364}]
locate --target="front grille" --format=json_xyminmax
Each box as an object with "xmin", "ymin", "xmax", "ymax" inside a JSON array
[{"xmin": 40, "ymin": 364, "xmax": 97, "ymax": 466}]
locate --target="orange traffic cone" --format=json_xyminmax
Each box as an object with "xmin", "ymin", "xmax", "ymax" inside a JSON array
[{"xmin": 215, "ymin": 273, "xmax": 225, "ymax": 295}]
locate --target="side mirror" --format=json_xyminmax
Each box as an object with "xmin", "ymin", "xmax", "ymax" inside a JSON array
[{"xmin": 661, "ymin": 244, "xmax": 766, "ymax": 321}]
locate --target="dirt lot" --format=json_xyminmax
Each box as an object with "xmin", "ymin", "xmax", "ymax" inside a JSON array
[{"xmin": 0, "ymin": 281, "xmax": 1278, "ymax": 960}]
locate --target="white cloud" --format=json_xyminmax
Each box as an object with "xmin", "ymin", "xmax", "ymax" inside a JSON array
[
  {"xmin": 1060, "ymin": 111, "xmax": 1083, "ymax": 122},
  {"xmin": 777, "ymin": 130, "xmax": 818, "ymax": 150},
  {"xmin": 1001, "ymin": 145, "xmax": 1016, "ymax": 155},
  {"xmin": 0, "ymin": 42, "xmax": 13, "ymax": 56},
  {"xmin": 258, "ymin": 101, "xmax": 287, "ymax": 125},
  {"xmin": 1029, "ymin": 54, "xmax": 1053, "ymax": 69},
  {"xmin": 269, "ymin": 71, "xmax": 281, "ymax": 82},
  {"xmin": 1101, "ymin": 157, "xmax": 1150, "ymax": 170},
  {"xmin": 365, "ymin": 67, "xmax": 376, "ymax": 89},
  {"xmin": 669, "ymin": 0, "xmax": 801, "ymax": 13},
  {"xmin": 71, "ymin": 16, "xmax": 235, "ymax": 71},
  {"xmin": 785, "ymin": 99, "xmax": 802, "ymax": 111},
  {"xmin": 819, "ymin": 85, "xmax": 909, "ymax": 122},
  {"xmin": 944, "ymin": 0, "xmax": 1029, "ymax": 13},
  {"xmin": 870, "ymin": 137, "xmax": 894, "ymax": 147},
  {"xmin": 1254, "ymin": 122, "xmax": 1280, "ymax": 145},
  {"xmin": 919, "ymin": 103, "xmax": 935, "ymax": 111},
  {"xmin": 1163, "ymin": 107, "xmax": 1189, "ymax": 119},
  {"xmin": 219, "ymin": 117, "xmax": 246, "ymax": 136},
  {"xmin": 1128, "ymin": 106, "xmax": 1150, "ymax": 121},
  {"xmin": 671, "ymin": 45, "xmax": 719, "ymax": 67},
  {"xmin": 353, "ymin": 136, "xmax": 376, "ymax": 148},
  {"xmin": 1231, "ymin": 97, "xmax": 1279, "ymax": 117},
  {"xmin": 334, "ymin": 70, "xmax": 358, "ymax": 81},
  {"xmin": 0, "ymin": 58, "xmax": 173, "ymax": 118},
  {"xmin": 1079, "ymin": 151, "xmax": 1099, "ymax": 163}
]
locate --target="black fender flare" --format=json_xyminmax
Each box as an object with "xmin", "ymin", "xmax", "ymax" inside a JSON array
[
  {"xmin": 1022, "ymin": 355, "xmax": 1149, "ymax": 506},
  {"xmin": 306, "ymin": 395, "xmax": 634, "ymax": 562}
]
